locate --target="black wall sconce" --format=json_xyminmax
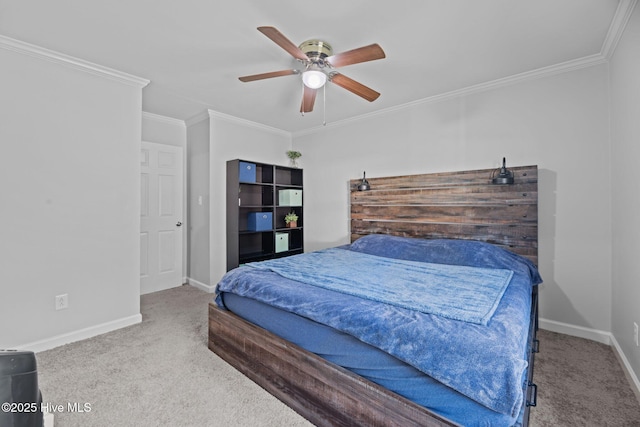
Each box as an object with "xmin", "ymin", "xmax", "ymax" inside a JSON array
[
  {"xmin": 491, "ymin": 157, "xmax": 515, "ymax": 185},
  {"xmin": 357, "ymin": 171, "xmax": 370, "ymax": 191}
]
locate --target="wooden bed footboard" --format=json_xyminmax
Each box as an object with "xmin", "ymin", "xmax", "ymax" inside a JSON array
[{"xmin": 208, "ymin": 303, "xmax": 460, "ymax": 427}]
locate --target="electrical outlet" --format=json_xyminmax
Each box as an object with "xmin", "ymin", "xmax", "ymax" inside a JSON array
[
  {"xmin": 634, "ymin": 322, "xmax": 639, "ymax": 347},
  {"xmin": 55, "ymin": 294, "xmax": 68, "ymax": 311}
]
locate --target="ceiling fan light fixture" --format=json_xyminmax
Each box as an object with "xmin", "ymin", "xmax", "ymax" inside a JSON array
[
  {"xmin": 302, "ymin": 70, "xmax": 327, "ymax": 89},
  {"xmin": 239, "ymin": 27, "xmax": 385, "ymax": 114}
]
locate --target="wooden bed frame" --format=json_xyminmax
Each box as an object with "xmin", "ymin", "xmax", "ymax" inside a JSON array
[{"xmin": 209, "ymin": 165, "xmax": 538, "ymax": 426}]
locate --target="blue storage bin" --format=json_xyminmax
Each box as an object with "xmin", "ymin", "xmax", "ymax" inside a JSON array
[
  {"xmin": 247, "ymin": 212, "xmax": 272, "ymax": 231},
  {"xmin": 239, "ymin": 161, "xmax": 256, "ymax": 183}
]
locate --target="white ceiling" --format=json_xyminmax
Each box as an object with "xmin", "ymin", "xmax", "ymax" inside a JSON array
[{"xmin": 0, "ymin": 0, "xmax": 625, "ymax": 132}]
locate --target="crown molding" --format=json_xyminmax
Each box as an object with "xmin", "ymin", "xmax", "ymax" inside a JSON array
[
  {"xmin": 186, "ymin": 110, "xmax": 292, "ymax": 140},
  {"xmin": 185, "ymin": 111, "xmax": 210, "ymax": 127},
  {"xmin": 601, "ymin": 0, "xmax": 638, "ymax": 58},
  {"xmin": 142, "ymin": 111, "xmax": 186, "ymax": 128},
  {"xmin": 207, "ymin": 110, "xmax": 291, "ymax": 138},
  {"xmin": 0, "ymin": 34, "xmax": 149, "ymax": 88}
]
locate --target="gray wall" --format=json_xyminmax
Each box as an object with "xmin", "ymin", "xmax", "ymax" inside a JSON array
[
  {"xmin": 186, "ymin": 117, "xmax": 211, "ymax": 286},
  {"xmin": 610, "ymin": 4, "xmax": 640, "ymax": 389},
  {"xmin": 1, "ymin": 39, "xmax": 146, "ymax": 350}
]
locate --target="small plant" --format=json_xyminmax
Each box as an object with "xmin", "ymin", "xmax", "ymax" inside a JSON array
[
  {"xmin": 286, "ymin": 150, "xmax": 302, "ymax": 167},
  {"xmin": 284, "ymin": 212, "xmax": 298, "ymax": 226},
  {"xmin": 286, "ymin": 150, "xmax": 302, "ymax": 160}
]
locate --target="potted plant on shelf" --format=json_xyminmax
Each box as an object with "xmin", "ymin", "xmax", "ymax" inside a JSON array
[
  {"xmin": 286, "ymin": 150, "xmax": 302, "ymax": 168},
  {"xmin": 284, "ymin": 212, "xmax": 298, "ymax": 228}
]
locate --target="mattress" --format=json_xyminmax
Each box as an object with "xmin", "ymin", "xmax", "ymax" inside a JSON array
[{"xmin": 215, "ymin": 235, "xmax": 541, "ymax": 426}]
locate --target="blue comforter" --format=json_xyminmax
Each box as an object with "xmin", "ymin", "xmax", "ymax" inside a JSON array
[
  {"xmin": 243, "ymin": 248, "xmax": 513, "ymax": 325},
  {"xmin": 215, "ymin": 235, "xmax": 542, "ymax": 417}
]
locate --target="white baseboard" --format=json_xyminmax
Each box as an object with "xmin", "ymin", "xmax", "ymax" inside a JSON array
[
  {"xmin": 540, "ymin": 317, "xmax": 640, "ymax": 403},
  {"xmin": 610, "ymin": 334, "xmax": 640, "ymax": 404},
  {"xmin": 17, "ymin": 314, "xmax": 142, "ymax": 353},
  {"xmin": 539, "ymin": 317, "xmax": 611, "ymax": 345},
  {"xmin": 187, "ymin": 277, "xmax": 216, "ymax": 293}
]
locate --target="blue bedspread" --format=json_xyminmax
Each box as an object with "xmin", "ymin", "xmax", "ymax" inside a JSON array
[
  {"xmin": 244, "ymin": 248, "xmax": 513, "ymax": 325},
  {"xmin": 215, "ymin": 235, "xmax": 542, "ymax": 417}
]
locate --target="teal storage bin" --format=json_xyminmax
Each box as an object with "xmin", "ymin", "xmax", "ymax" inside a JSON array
[
  {"xmin": 275, "ymin": 232, "xmax": 289, "ymax": 253},
  {"xmin": 278, "ymin": 189, "xmax": 302, "ymax": 206}
]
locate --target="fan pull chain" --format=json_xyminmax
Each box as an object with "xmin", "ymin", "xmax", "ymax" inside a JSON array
[
  {"xmin": 300, "ymin": 80, "xmax": 305, "ymax": 116},
  {"xmin": 322, "ymin": 83, "xmax": 326, "ymax": 126}
]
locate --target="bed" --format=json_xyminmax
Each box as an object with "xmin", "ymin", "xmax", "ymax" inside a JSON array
[{"xmin": 209, "ymin": 165, "xmax": 540, "ymax": 427}]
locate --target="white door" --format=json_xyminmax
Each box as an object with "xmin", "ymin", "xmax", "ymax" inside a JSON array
[{"xmin": 140, "ymin": 142, "xmax": 184, "ymax": 295}]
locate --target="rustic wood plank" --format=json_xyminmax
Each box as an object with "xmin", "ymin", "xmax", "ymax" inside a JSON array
[
  {"xmin": 350, "ymin": 166, "xmax": 538, "ymax": 190},
  {"xmin": 351, "ymin": 220, "xmax": 536, "ymax": 256},
  {"xmin": 351, "ymin": 204, "xmax": 538, "ymax": 225},
  {"xmin": 351, "ymin": 185, "xmax": 537, "ymax": 206},
  {"xmin": 209, "ymin": 304, "xmax": 460, "ymax": 427},
  {"xmin": 350, "ymin": 219, "xmax": 537, "ymax": 241},
  {"xmin": 350, "ymin": 181, "xmax": 537, "ymax": 193}
]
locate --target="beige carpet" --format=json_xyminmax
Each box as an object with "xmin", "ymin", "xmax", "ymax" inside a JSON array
[
  {"xmin": 530, "ymin": 328, "xmax": 640, "ymax": 426},
  {"xmin": 36, "ymin": 285, "xmax": 640, "ymax": 426}
]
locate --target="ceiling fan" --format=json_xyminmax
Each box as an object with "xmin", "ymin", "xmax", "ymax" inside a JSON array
[{"xmin": 239, "ymin": 26, "xmax": 386, "ymax": 113}]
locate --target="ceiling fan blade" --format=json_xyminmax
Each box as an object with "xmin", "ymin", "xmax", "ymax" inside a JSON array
[
  {"xmin": 238, "ymin": 69, "xmax": 298, "ymax": 82},
  {"xmin": 257, "ymin": 26, "xmax": 309, "ymax": 61},
  {"xmin": 326, "ymin": 44, "xmax": 386, "ymax": 68},
  {"xmin": 330, "ymin": 73, "xmax": 380, "ymax": 102},
  {"xmin": 300, "ymin": 86, "xmax": 317, "ymax": 113}
]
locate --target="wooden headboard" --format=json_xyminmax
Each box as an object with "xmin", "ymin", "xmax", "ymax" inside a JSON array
[{"xmin": 350, "ymin": 165, "xmax": 538, "ymax": 265}]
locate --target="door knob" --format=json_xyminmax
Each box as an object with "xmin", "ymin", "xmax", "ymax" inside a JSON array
[{"xmin": 176, "ymin": 221, "xmax": 182, "ymax": 227}]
